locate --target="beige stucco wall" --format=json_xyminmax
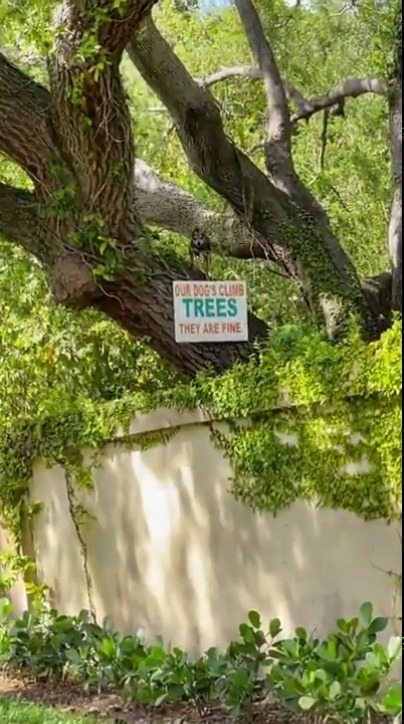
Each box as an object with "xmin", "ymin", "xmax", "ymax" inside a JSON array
[{"xmin": 28, "ymin": 408, "xmax": 402, "ymax": 656}]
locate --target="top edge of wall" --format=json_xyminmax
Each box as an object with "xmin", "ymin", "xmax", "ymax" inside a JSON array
[
  {"xmin": 112, "ymin": 398, "xmax": 300, "ymax": 440},
  {"xmin": 114, "ymin": 406, "xmax": 211, "ymax": 439}
]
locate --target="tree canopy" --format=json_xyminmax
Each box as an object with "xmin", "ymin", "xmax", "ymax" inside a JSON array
[{"xmin": 0, "ymin": 0, "xmax": 401, "ymax": 409}]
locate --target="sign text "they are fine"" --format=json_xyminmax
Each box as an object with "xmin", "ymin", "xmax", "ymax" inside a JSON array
[{"xmin": 173, "ymin": 281, "xmax": 248, "ymax": 344}]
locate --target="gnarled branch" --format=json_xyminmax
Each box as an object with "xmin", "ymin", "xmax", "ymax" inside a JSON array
[
  {"xmin": 47, "ymin": 0, "xmax": 157, "ymax": 237},
  {"xmin": 200, "ymin": 65, "xmax": 263, "ymax": 87},
  {"xmin": 291, "ymin": 77, "xmax": 387, "ymax": 122},
  {"xmin": 200, "ymin": 63, "xmax": 386, "ymax": 122},
  {"xmin": 134, "ymin": 159, "xmax": 274, "ymax": 260},
  {"xmin": 0, "ymin": 52, "xmax": 61, "ymax": 195},
  {"xmin": 200, "ymin": 65, "xmax": 307, "ymax": 110},
  {"xmin": 0, "ymin": 183, "xmax": 48, "ymax": 262},
  {"xmin": 233, "ymin": 0, "xmax": 293, "ymax": 182}
]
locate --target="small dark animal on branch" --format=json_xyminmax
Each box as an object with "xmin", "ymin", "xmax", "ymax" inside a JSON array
[{"xmin": 189, "ymin": 227, "xmax": 212, "ymax": 276}]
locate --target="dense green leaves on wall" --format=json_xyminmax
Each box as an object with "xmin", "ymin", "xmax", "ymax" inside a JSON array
[{"xmin": 0, "ymin": 321, "xmax": 401, "ymax": 539}]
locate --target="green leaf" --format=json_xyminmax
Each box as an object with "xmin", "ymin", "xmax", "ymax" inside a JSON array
[
  {"xmin": 373, "ymin": 642, "xmax": 389, "ymax": 665},
  {"xmin": 233, "ymin": 666, "xmax": 251, "ymax": 688},
  {"xmin": 295, "ymin": 627, "xmax": 307, "ymax": 641},
  {"xmin": 314, "ymin": 668, "xmax": 328, "ymax": 683},
  {"xmin": 269, "ymin": 618, "xmax": 282, "ymax": 638},
  {"xmin": 329, "ymin": 680, "xmax": 341, "ymax": 699},
  {"xmin": 381, "ymin": 684, "xmax": 402, "ymax": 714},
  {"xmin": 368, "ymin": 617, "xmax": 388, "ymax": 634},
  {"xmin": 238, "ymin": 623, "xmax": 255, "ymax": 644},
  {"xmin": 298, "ymin": 695, "xmax": 316, "ymax": 711},
  {"xmin": 254, "ymin": 630, "xmax": 267, "ymax": 647},
  {"xmin": 153, "ymin": 693, "xmax": 168, "ymax": 707},
  {"xmin": 248, "ymin": 610, "xmax": 261, "ymax": 629},
  {"xmin": 360, "ymin": 602, "xmax": 373, "ymax": 625},
  {"xmin": 354, "ymin": 697, "xmax": 367, "ymax": 711},
  {"xmin": 336, "ymin": 618, "xmax": 350, "ymax": 633},
  {"xmin": 317, "ymin": 638, "xmax": 337, "ymax": 662},
  {"xmin": 365, "ymin": 650, "xmax": 381, "ymax": 668}
]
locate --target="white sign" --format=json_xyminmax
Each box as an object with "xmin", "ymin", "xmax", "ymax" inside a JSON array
[{"xmin": 173, "ymin": 280, "xmax": 248, "ymax": 343}]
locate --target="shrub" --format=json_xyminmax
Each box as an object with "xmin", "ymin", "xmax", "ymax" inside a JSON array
[{"xmin": 0, "ymin": 598, "xmax": 401, "ymax": 722}]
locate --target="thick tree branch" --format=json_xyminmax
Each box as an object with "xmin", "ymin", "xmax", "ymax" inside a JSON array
[
  {"xmin": 0, "ymin": 182, "xmax": 269, "ymax": 371},
  {"xmin": 233, "ymin": 0, "xmax": 292, "ymax": 180},
  {"xmin": 132, "ymin": 160, "xmax": 399, "ymax": 315},
  {"xmin": 363, "ymin": 271, "xmax": 393, "ymax": 320},
  {"xmin": 134, "ymin": 159, "xmax": 275, "ymax": 260},
  {"xmin": 95, "ymin": 260, "xmax": 269, "ymax": 377},
  {"xmin": 47, "ymin": 0, "xmax": 157, "ymax": 238},
  {"xmin": 291, "ymin": 78, "xmax": 386, "ymax": 122},
  {"xmin": 0, "ymin": 183, "xmax": 48, "ymax": 262},
  {"xmin": 54, "ymin": 0, "xmax": 158, "ymax": 55},
  {"xmin": 128, "ymin": 17, "xmax": 381, "ymax": 339},
  {"xmin": 200, "ymin": 64, "xmax": 386, "ymax": 122},
  {"xmin": 0, "ymin": 177, "xmax": 393, "ymax": 321},
  {"xmin": 134, "ymin": 158, "xmax": 215, "ymax": 234},
  {"xmin": 0, "ymin": 52, "xmax": 61, "ymax": 194},
  {"xmin": 128, "ymin": 18, "xmax": 318, "ymax": 285}
]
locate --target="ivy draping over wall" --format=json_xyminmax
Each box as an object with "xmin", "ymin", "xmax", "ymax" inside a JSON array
[{"xmin": 0, "ymin": 321, "xmax": 401, "ymax": 540}]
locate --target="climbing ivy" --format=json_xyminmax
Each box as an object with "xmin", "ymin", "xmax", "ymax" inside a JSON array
[{"xmin": 0, "ymin": 320, "xmax": 401, "ymax": 540}]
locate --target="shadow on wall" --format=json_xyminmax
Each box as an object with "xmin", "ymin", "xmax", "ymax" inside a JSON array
[{"xmin": 30, "ymin": 420, "xmax": 402, "ymax": 656}]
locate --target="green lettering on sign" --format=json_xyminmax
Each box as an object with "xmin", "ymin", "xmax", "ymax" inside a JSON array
[
  {"xmin": 179, "ymin": 297, "xmax": 240, "ymax": 318},
  {"xmin": 216, "ymin": 299, "xmax": 227, "ymax": 317},
  {"xmin": 205, "ymin": 299, "xmax": 215, "ymax": 317},
  {"xmin": 227, "ymin": 299, "xmax": 237, "ymax": 317},
  {"xmin": 182, "ymin": 298, "xmax": 193, "ymax": 318}
]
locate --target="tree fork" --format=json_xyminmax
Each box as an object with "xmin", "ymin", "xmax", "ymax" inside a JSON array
[{"xmin": 128, "ymin": 17, "xmax": 382, "ymax": 341}]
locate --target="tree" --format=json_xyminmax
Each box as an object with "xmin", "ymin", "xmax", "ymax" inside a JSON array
[{"xmin": 0, "ymin": 0, "xmax": 401, "ymax": 377}]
